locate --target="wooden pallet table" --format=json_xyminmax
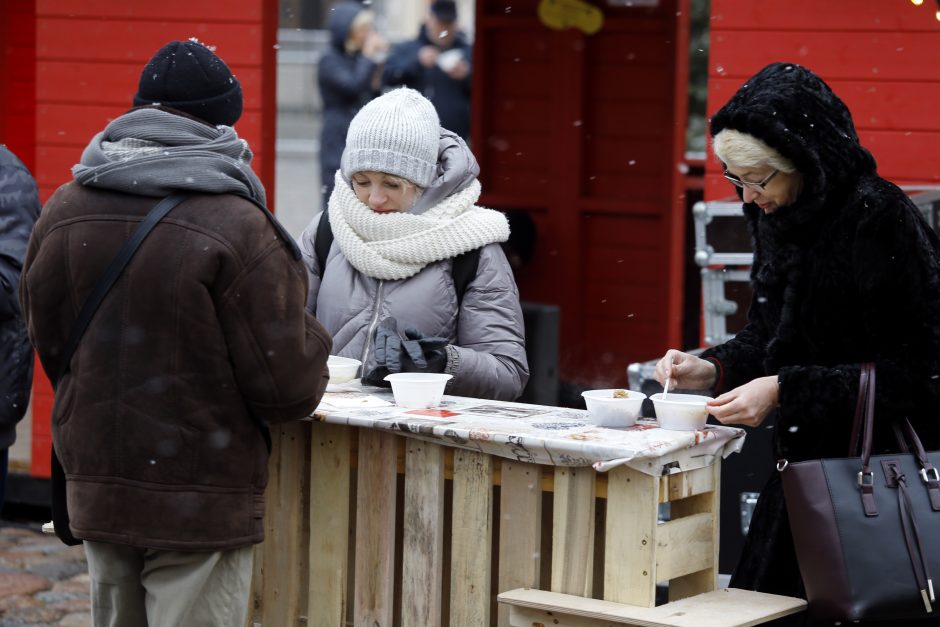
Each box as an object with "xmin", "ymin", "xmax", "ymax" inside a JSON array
[{"xmin": 248, "ymin": 388, "xmax": 747, "ymax": 627}]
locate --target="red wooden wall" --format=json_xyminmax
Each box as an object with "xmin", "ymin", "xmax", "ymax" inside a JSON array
[
  {"xmin": 474, "ymin": 0, "xmax": 690, "ymax": 388},
  {"xmin": 0, "ymin": 0, "xmax": 37, "ymax": 169},
  {"xmin": 705, "ymin": 1, "xmax": 940, "ymax": 200},
  {"xmin": 19, "ymin": 0, "xmax": 278, "ymax": 477}
]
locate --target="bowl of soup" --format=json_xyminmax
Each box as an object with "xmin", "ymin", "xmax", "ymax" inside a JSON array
[
  {"xmin": 581, "ymin": 389, "xmax": 646, "ymax": 428},
  {"xmin": 650, "ymin": 393, "xmax": 712, "ymax": 431}
]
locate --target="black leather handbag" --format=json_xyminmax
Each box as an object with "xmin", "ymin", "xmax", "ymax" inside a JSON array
[
  {"xmin": 49, "ymin": 192, "xmax": 190, "ymax": 546},
  {"xmin": 781, "ymin": 363, "xmax": 940, "ymax": 622}
]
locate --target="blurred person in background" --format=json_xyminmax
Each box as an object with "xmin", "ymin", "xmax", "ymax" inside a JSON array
[
  {"xmin": 0, "ymin": 145, "xmax": 40, "ymax": 512},
  {"xmin": 318, "ymin": 0, "xmax": 389, "ymax": 209},
  {"xmin": 383, "ymin": 0, "xmax": 473, "ymax": 142},
  {"xmin": 300, "ymin": 88, "xmax": 528, "ymax": 401},
  {"xmin": 21, "ymin": 39, "xmax": 331, "ymax": 627}
]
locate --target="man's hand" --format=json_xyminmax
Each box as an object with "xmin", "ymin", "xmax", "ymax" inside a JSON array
[{"xmin": 418, "ymin": 46, "xmax": 439, "ymax": 67}]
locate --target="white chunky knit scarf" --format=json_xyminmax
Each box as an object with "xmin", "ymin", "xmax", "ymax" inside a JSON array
[{"xmin": 328, "ymin": 172, "xmax": 510, "ymax": 280}]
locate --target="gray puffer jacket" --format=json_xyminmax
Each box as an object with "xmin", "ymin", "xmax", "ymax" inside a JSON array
[{"xmin": 300, "ymin": 216, "xmax": 529, "ymax": 401}]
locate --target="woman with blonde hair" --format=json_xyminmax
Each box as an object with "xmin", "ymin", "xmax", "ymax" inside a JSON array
[
  {"xmin": 654, "ymin": 63, "xmax": 940, "ymax": 625},
  {"xmin": 301, "ymin": 88, "xmax": 529, "ymax": 401}
]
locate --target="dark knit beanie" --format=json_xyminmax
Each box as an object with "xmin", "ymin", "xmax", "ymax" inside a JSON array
[{"xmin": 133, "ymin": 39, "xmax": 243, "ymax": 127}]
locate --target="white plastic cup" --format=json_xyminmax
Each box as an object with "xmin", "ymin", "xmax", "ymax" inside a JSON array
[
  {"xmin": 581, "ymin": 389, "xmax": 646, "ymax": 427},
  {"xmin": 384, "ymin": 373, "xmax": 452, "ymax": 409},
  {"xmin": 327, "ymin": 355, "xmax": 362, "ymax": 383},
  {"xmin": 650, "ymin": 392, "xmax": 712, "ymax": 431}
]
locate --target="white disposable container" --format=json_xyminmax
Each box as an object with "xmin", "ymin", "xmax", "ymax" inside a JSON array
[
  {"xmin": 581, "ymin": 389, "xmax": 646, "ymax": 428},
  {"xmin": 384, "ymin": 373, "xmax": 452, "ymax": 409},
  {"xmin": 327, "ymin": 355, "xmax": 361, "ymax": 383},
  {"xmin": 650, "ymin": 392, "xmax": 712, "ymax": 431}
]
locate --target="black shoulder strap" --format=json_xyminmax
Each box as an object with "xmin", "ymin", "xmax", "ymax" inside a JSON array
[
  {"xmin": 54, "ymin": 192, "xmax": 190, "ymax": 387},
  {"xmin": 452, "ymin": 247, "xmax": 481, "ymax": 307},
  {"xmin": 314, "ymin": 209, "xmax": 333, "ymax": 274}
]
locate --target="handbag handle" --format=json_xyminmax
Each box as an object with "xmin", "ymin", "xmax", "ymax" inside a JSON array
[
  {"xmin": 851, "ymin": 363, "xmax": 878, "ymax": 516},
  {"xmin": 850, "ymin": 363, "xmax": 940, "ymax": 513}
]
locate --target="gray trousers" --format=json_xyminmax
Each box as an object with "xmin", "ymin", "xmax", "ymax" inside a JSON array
[{"xmin": 84, "ymin": 540, "xmax": 253, "ymax": 627}]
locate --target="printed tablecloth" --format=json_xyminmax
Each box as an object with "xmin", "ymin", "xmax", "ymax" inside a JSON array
[{"xmin": 315, "ymin": 385, "xmax": 745, "ymax": 476}]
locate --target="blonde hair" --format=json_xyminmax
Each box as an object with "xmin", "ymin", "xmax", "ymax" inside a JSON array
[
  {"xmin": 345, "ymin": 10, "xmax": 375, "ymax": 54},
  {"xmin": 350, "ymin": 171, "xmax": 425, "ymax": 209},
  {"xmin": 712, "ymin": 129, "xmax": 796, "ymax": 174}
]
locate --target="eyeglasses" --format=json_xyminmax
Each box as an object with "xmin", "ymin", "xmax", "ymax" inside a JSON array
[{"xmin": 723, "ymin": 169, "xmax": 780, "ymax": 191}]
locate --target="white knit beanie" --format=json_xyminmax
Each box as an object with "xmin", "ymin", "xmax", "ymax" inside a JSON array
[{"xmin": 341, "ymin": 88, "xmax": 440, "ymax": 188}]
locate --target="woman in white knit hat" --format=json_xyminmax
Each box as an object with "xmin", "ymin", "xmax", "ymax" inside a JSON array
[{"xmin": 299, "ymin": 87, "xmax": 529, "ymax": 401}]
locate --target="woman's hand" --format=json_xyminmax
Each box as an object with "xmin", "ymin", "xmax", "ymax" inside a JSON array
[
  {"xmin": 707, "ymin": 375, "xmax": 779, "ymax": 427},
  {"xmin": 653, "ymin": 349, "xmax": 717, "ymax": 392}
]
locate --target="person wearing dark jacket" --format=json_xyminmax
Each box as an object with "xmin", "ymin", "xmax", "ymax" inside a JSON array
[
  {"xmin": 653, "ymin": 63, "xmax": 940, "ymax": 625},
  {"xmin": 382, "ymin": 0, "xmax": 473, "ymax": 141},
  {"xmin": 318, "ymin": 1, "xmax": 388, "ymax": 209},
  {"xmin": 20, "ymin": 39, "xmax": 332, "ymax": 627},
  {"xmin": 0, "ymin": 146, "xmax": 40, "ymax": 510}
]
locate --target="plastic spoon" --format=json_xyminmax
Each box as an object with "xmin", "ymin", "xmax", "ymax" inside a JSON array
[{"xmin": 662, "ymin": 364, "xmax": 671, "ymax": 399}]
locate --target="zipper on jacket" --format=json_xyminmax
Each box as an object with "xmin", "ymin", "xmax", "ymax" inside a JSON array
[{"xmin": 359, "ymin": 280, "xmax": 385, "ymax": 375}]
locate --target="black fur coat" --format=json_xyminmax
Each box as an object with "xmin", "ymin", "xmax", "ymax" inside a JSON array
[{"xmin": 701, "ymin": 63, "xmax": 940, "ymax": 622}]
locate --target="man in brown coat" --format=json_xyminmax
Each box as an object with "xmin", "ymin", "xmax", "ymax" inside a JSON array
[{"xmin": 20, "ymin": 39, "xmax": 332, "ymax": 627}]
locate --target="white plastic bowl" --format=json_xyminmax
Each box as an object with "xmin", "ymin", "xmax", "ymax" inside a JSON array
[
  {"xmin": 327, "ymin": 355, "xmax": 361, "ymax": 383},
  {"xmin": 650, "ymin": 392, "xmax": 712, "ymax": 431},
  {"xmin": 581, "ymin": 389, "xmax": 646, "ymax": 427},
  {"xmin": 384, "ymin": 373, "xmax": 453, "ymax": 409}
]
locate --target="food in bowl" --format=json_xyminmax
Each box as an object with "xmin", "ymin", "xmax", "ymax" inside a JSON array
[
  {"xmin": 650, "ymin": 392, "xmax": 712, "ymax": 431},
  {"xmin": 384, "ymin": 373, "xmax": 453, "ymax": 409},
  {"xmin": 327, "ymin": 355, "xmax": 361, "ymax": 383},
  {"xmin": 581, "ymin": 389, "xmax": 646, "ymax": 428}
]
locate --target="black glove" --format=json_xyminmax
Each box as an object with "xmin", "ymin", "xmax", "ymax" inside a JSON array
[{"xmin": 363, "ymin": 318, "xmax": 449, "ymax": 385}]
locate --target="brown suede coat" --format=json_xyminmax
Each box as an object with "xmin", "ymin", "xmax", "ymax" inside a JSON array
[{"xmin": 21, "ymin": 182, "xmax": 331, "ymax": 551}]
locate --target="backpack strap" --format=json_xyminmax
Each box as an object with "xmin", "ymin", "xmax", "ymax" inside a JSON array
[
  {"xmin": 314, "ymin": 209, "xmax": 333, "ymax": 275},
  {"xmin": 452, "ymin": 247, "xmax": 481, "ymax": 308}
]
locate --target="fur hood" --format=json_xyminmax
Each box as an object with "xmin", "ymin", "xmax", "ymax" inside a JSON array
[{"xmin": 711, "ymin": 62, "xmax": 876, "ymax": 233}]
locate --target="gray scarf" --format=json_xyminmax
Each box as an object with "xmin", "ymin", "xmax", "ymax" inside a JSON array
[{"xmin": 72, "ymin": 108, "xmax": 266, "ymax": 204}]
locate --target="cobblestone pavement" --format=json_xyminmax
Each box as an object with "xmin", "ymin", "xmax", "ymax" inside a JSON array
[{"xmin": 0, "ymin": 521, "xmax": 90, "ymax": 627}]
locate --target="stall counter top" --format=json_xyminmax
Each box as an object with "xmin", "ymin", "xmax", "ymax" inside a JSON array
[{"xmin": 314, "ymin": 385, "xmax": 744, "ymax": 477}]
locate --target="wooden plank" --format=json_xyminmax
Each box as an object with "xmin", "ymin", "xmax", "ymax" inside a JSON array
[
  {"xmin": 709, "ymin": 31, "xmax": 940, "ymax": 83},
  {"xmin": 37, "ymin": 0, "xmax": 263, "ymax": 21},
  {"xmin": 260, "ymin": 421, "xmax": 311, "ymax": 627},
  {"xmin": 497, "ymin": 462, "xmax": 543, "ymax": 627},
  {"xmin": 353, "ymin": 430, "xmax": 398, "ymax": 627},
  {"xmin": 654, "ymin": 513, "xmax": 714, "ymax": 582},
  {"xmin": 449, "ymin": 450, "xmax": 494, "ymax": 627},
  {"xmin": 667, "ymin": 463, "xmax": 720, "ymax": 602},
  {"xmin": 550, "ymin": 467, "xmax": 595, "ymax": 597},
  {"xmin": 36, "ymin": 19, "xmax": 264, "ymax": 64},
  {"xmin": 499, "ymin": 587, "xmax": 807, "ymax": 627},
  {"xmin": 309, "ymin": 423, "xmax": 352, "ymax": 627},
  {"xmin": 710, "ymin": 1, "xmax": 934, "ymax": 32},
  {"xmin": 660, "ymin": 465, "xmax": 716, "ymax": 503},
  {"xmin": 402, "ymin": 441, "xmax": 446, "ymax": 627},
  {"xmin": 605, "ymin": 465, "xmax": 659, "ymax": 606}
]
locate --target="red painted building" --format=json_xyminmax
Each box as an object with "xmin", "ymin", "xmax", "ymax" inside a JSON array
[
  {"xmin": 0, "ymin": 0, "xmax": 277, "ymax": 479},
  {"xmin": 2, "ymin": 0, "xmax": 938, "ymax": 483}
]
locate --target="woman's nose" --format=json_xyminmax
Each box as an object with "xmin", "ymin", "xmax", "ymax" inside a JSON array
[
  {"xmin": 368, "ymin": 189, "xmax": 386, "ymax": 209},
  {"xmin": 742, "ymin": 186, "xmax": 760, "ymax": 204}
]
